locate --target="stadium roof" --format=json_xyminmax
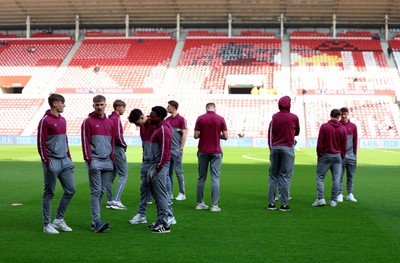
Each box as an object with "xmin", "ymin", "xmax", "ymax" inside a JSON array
[{"xmin": 1, "ymin": 0, "xmax": 400, "ymax": 28}]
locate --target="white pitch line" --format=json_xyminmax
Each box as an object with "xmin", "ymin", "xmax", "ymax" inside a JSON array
[
  {"xmin": 242, "ymin": 154, "xmax": 269, "ymax": 163},
  {"xmin": 242, "ymin": 154, "xmax": 314, "ymax": 165},
  {"xmin": 369, "ymin": 149, "xmax": 400, "ymax": 154}
]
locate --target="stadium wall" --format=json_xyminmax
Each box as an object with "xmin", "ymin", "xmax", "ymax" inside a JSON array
[{"xmin": 2, "ymin": 136, "xmax": 400, "ymax": 148}]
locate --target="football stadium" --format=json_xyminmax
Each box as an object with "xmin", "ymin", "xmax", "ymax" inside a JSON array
[{"xmin": 0, "ymin": 1, "xmax": 399, "ymax": 262}]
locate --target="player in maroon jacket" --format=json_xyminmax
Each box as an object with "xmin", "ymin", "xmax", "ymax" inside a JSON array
[
  {"xmin": 81, "ymin": 95, "xmax": 115, "ymax": 233},
  {"xmin": 106, "ymin": 100, "xmax": 128, "ymax": 210},
  {"xmin": 338, "ymin": 107, "xmax": 358, "ymax": 202},
  {"xmin": 147, "ymin": 106, "xmax": 173, "ymax": 233},
  {"xmin": 267, "ymin": 96, "xmax": 300, "ymax": 211},
  {"xmin": 312, "ymin": 109, "xmax": 347, "ymax": 207},
  {"xmin": 194, "ymin": 102, "xmax": 228, "ymax": 212},
  {"xmin": 38, "ymin": 93, "xmax": 76, "ymax": 234},
  {"xmin": 128, "ymin": 109, "xmax": 156, "ymax": 225}
]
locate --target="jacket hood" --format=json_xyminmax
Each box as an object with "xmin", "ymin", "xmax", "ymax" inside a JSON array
[
  {"xmin": 45, "ymin": 109, "xmax": 60, "ymax": 119},
  {"xmin": 88, "ymin": 111, "xmax": 106, "ymax": 119},
  {"xmin": 108, "ymin": 111, "xmax": 119, "ymax": 118},
  {"xmin": 328, "ymin": 119, "xmax": 342, "ymax": 128},
  {"xmin": 278, "ymin": 96, "xmax": 291, "ymax": 112}
]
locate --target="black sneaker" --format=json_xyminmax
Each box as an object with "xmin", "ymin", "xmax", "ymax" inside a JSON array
[
  {"xmin": 279, "ymin": 205, "xmax": 291, "ymax": 212},
  {"xmin": 151, "ymin": 223, "xmax": 170, "ymax": 234},
  {"xmin": 147, "ymin": 221, "xmax": 157, "ymax": 229},
  {"xmin": 94, "ymin": 221, "xmax": 109, "ymax": 233},
  {"xmin": 267, "ymin": 204, "xmax": 277, "ymax": 210},
  {"xmin": 91, "ymin": 223, "xmax": 112, "ymax": 231}
]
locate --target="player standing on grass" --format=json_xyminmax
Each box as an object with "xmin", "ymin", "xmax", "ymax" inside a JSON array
[
  {"xmin": 105, "ymin": 99, "xmax": 128, "ymax": 210},
  {"xmin": 267, "ymin": 96, "xmax": 300, "ymax": 212},
  {"xmin": 128, "ymin": 109, "xmax": 156, "ymax": 225},
  {"xmin": 147, "ymin": 106, "xmax": 173, "ymax": 233},
  {"xmin": 312, "ymin": 109, "xmax": 347, "ymax": 208},
  {"xmin": 194, "ymin": 102, "xmax": 228, "ymax": 212},
  {"xmin": 338, "ymin": 107, "xmax": 358, "ymax": 203},
  {"xmin": 81, "ymin": 95, "xmax": 115, "ymax": 233},
  {"xmin": 166, "ymin": 100, "xmax": 188, "ymax": 201},
  {"xmin": 38, "ymin": 93, "xmax": 76, "ymax": 234}
]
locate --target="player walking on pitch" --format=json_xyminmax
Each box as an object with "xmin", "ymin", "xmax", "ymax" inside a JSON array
[
  {"xmin": 106, "ymin": 99, "xmax": 129, "ymax": 210},
  {"xmin": 38, "ymin": 93, "xmax": 76, "ymax": 234}
]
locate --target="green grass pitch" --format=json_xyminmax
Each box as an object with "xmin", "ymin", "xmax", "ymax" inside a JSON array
[{"xmin": 0, "ymin": 145, "xmax": 399, "ymax": 263}]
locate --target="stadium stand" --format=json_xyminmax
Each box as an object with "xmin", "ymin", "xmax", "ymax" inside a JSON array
[
  {"xmin": 303, "ymin": 96, "xmax": 398, "ymax": 140},
  {"xmin": 0, "ymin": 38, "xmax": 74, "ymax": 94},
  {"xmin": 0, "ymin": 97, "xmax": 44, "ymax": 136},
  {"xmin": 290, "ymin": 32, "xmax": 397, "ymax": 95},
  {"xmin": 171, "ymin": 36, "xmax": 281, "ymax": 94},
  {"xmin": 0, "ymin": 28, "xmax": 399, "ymax": 142},
  {"xmin": 55, "ymin": 38, "xmax": 176, "ymax": 94}
]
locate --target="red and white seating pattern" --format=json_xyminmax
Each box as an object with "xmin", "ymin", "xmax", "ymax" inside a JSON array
[
  {"xmin": 171, "ymin": 38, "xmax": 281, "ymax": 94},
  {"xmin": 304, "ymin": 97, "xmax": 398, "ymax": 139},
  {"xmin": 0, "ymin": 40, "xmax": 74, "ymax": 67},
  {"xmin": 0, "ymin": 39, "xmax": 74, "ymax": 93},
  {"xmin": 291, "ymin": 38, "xmax": 396, "ymax": 93},
  {"xmin": 0, "ymin": 97, "xmax": 44, "ymax": 136},
  {"xmin": 56, "ymin": 38, "xmax": 176, "ymax": 94}
]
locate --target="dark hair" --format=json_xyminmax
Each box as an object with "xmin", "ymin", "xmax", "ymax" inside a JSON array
[
  {"xmin": 330, "ymin": 109, "xmax": 341, "ymax": 118},
  {"xmin": 113, "ymin": 99, "xmax": 126, "ymax": 109},
  {"xmin": 93, "ymin": 95, "xmax": 106, "ymax": 103},
  {"xmin": 151, "ymin": 106, "xmax": 168, "ymax": 119},
  {"xmin": 128, "ymin": 109, "xmax": 143, "ymax": 123},
  {"xmin": 206, "ymin": 102, "xmax": 216, "ymax": 110},
  {"xmin": 340, "ymin": 107, "xmax": 349, "ymax": 113},
  {"xmin": 168, "ymin": 100, "xmax": 179, "ymax": 110},
  {"xmin": 48, "ymin": 93, "xmax": 65, "ymax": 108}
]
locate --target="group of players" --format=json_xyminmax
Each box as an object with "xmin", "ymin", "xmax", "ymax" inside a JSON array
[
  {"xmin": 38, "ymin": 93, "xmax": 357, "ymax": 234},
  {"xmin": 267, "ymin": 96, "xmax": 358, "ymax": 212},
  {"xmin": 38, "ymin": 93, "xmax": 228, "ymax": 234}
]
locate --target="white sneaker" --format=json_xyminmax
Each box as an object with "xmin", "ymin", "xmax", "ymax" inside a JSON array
[
  {"xmin": 337, "ymin": 194, "xmax": 344, "ymax": 203},
  {"xmin": 43, "ymin": 224, "xmax": 59, "ymax": 234},
  {"xmin": 195, "ymin": 203, "xmax": 209, "ymax": 210},
  {"xmin": 175, "ymin": 193, "xmax": 186, "ymax": 201},
  {"xmin": 346, "ymin": 193, "xmax": 358, "ymax": 202},
  {"xmin": 330, "ymin": 200, "xmax": 337, "ymax": 207},
  {"xmin": 106, "ymin": 201, "xmax": 113, "ymax": 209},
  {"xmin": 210, "ymin": 205, "xmax": 221, "ymax": 212},
  {"xmin": 167, "ymin": 216, "xmax": 177, "ymax": 225},
  {"xmin": 52, "ymin": 218, "xmax": 72, "ymax": 232},
  {"xmin": 312, "ymin": 198, "xmax": 326, "ymax": 207},
  {"xmin": 129, "ymin": 214, "xmax": 147, "ymax": 224},
  {"xmin": 111, "ymin": 201, "xmax": 127, "ymax": 210}
]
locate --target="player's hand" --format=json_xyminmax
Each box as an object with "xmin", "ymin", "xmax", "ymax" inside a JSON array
[
  {"xmin": 47, "ymin": 166, "xmax": 55, "ymax": 177},
  {"xmin": 156, "ymin": 165, "xmax": 162, "ymax": 173}
]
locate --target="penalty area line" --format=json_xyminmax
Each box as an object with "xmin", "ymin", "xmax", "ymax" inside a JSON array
[
  {"xmin": 242, "ymin": 154, "xmax": 269, "ymax": 163},
  {"xmin": 242, "ymin": 154, "xmax": 314, "ymax": 165}
]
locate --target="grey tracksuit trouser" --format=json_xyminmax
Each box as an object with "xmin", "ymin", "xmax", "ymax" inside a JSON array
[{"xmin": 42, "ymin": 157, "xmax": 76, "ymax": 226}]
